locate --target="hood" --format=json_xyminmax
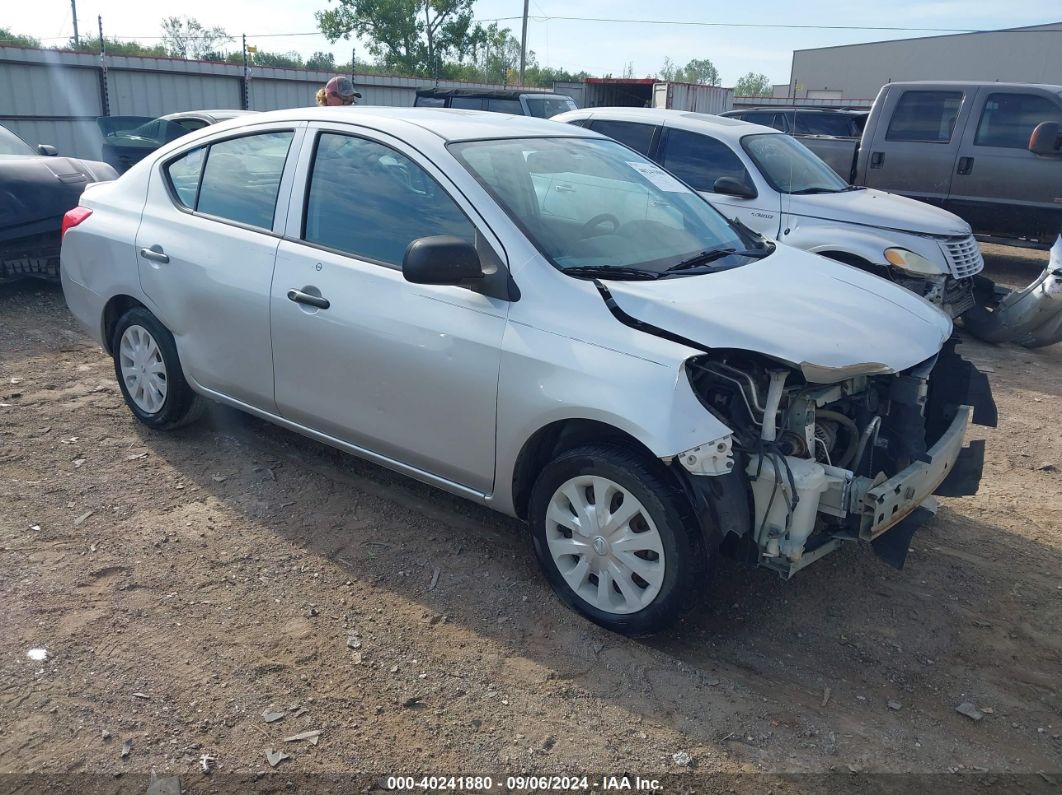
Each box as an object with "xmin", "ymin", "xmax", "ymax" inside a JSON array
[
  {"xmin": 0, "ymin": 155, "xmax": 117, "ymax": 234},
  {"xmin": 785, "ymin": 187, "xmax": 970, "ymax": 237},
  {"xmin": 602, "ymin": 247, "xmax": 952, "ymax": 383}
]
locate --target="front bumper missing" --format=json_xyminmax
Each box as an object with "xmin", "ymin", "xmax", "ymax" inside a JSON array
[{"xmin": 860, "ymin": 405, "xmax": 973, "ymax": 540}]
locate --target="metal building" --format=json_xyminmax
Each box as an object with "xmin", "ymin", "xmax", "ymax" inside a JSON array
[{"xmin": 788, "ymin": 22, "xmax": 1062, "ymax": 101}]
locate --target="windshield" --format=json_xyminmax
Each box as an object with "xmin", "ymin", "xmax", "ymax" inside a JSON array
[
  {"xmin": 524, "ymin": 96, "xmax": 578, "ymax": 118},
  {"xmin": 0, "ymin": 125, "xmax": 34, "ymax": 156},
  {"xmin": 450, "ymin": 137, "xmax": 757, "ymax": 275},
  {"xmin": 742, "ymin": 133, "xmax": 850, "ymax": 194}
]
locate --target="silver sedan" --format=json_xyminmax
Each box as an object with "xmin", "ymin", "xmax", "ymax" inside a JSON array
[{"xmin": 60, "ymin": 107, "xmax": 985, "ymax": 634}]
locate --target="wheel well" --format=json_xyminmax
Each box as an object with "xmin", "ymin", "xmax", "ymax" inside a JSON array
[
  {"xmin": 818, "ymin": 250, "xmax": 877, "ymax": 270},
  {"xmin": 511, "ymin": 419, "xmax": 660, "ymax": 520},
  {"xmin": 102, "ymin": 295, "xmax": 147, "ymax": 353}
]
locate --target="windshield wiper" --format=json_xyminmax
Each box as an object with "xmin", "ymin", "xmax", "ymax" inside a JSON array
[
  {"xmin": 559, "ymin": 265, "xmax": 661, "ymax": 280},
  {"xmin": 665, "ymin": 247, "xmax": 768, "ymax": 273},
  {"xmin": 789, "ymin": 187, "xmax": 841, "ymax": 195}
]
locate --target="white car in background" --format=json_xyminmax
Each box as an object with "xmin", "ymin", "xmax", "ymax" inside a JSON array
[
  {"xmin": 553, "ymin": 107, "xmax": 985, "ymax": 318},
  {"xmin": 61, "ymin": 108, "xmax": 994, "ymax": 634}
]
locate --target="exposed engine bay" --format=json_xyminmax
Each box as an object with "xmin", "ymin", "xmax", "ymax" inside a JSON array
[{"xmin": 682, "ymin": 339, "xmax": 996, "ymax": 576}]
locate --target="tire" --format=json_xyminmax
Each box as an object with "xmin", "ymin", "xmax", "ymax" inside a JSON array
[
  {"xmin": 528, "ymin": 443, "xmax": 704, "ymax": 636},
  {"xmin": 110, "ymin": 307, "xmax": 205, "ymax": 430}
]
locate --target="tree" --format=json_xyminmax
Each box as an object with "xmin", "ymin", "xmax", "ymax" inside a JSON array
[
  {"xmin": 659, "ymin": 57, "xmax": 720, "ymax": 85},
  {"xmin": 681, "ymin": 58, "xmax": 719, "ymax": 85},
  {"xmin": 161, "ymin": 16, "xmax": 232, "ymax": 60},
  {"xmin": 65, "ymin": 36, "xmax": 167, "ymax": 56},
  {"xmin": 0, "ymin": 27, "xmax": 42, "ymax": 48},
  {"xmin": 734, "ymin": 72, "xmax": 773, "ymax": 96},
  {"xmin": 307, "ymin": 51, "xmax": 337, "ymax": 71},
  {"xmin": 466, "ymin": 23, "xmax": 524, "ymax": 83},
  {"xmin": 316, "ymin": 0, "xmax": 482, "ymax": 76},
  {"xmin": 251, "ymin": 50, "xmax": 305, "ymax": 68}
]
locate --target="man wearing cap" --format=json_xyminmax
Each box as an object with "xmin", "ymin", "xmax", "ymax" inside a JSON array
[{"xmin": 316, "ymin": 76, "xmax": 362, "ymax": 106}]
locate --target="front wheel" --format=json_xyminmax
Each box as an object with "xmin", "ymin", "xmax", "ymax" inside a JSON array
[
  {"xmin": 111, "ymin": 307, "xmax": 204, "ymax": 430},
  {"xmin": 528, "ymin": 444, "xmax": 704, "ymax": 635}
]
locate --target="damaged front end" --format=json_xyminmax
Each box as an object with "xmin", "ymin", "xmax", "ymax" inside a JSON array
[
  {"xmin": 962, "ymin": 236, "xmax": 1062, "ymax": 349},
  {"xmin": 680, "ymin": 339, "xmax": 996, "ymax": 576}
]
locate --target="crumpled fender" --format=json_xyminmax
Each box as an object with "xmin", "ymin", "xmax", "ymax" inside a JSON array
[{"xmin": 963, "ymin": 237, "xmax": 1062, "ymax": 348}]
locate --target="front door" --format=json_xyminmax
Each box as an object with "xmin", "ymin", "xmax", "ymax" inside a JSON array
[
  {"xmin": 655, "ymin": 127, "xmax": 781, "ymax": 236},
  {"xmin": 859, "ymin": 87, "xmax": 974, "ymax": 207},
  {"xmin": 270, "ymin": 128, "xmax": 508, "ymax": 493},
  {"xmin": 134, "ymin": 126, "xmax": 302, "ymax": 410},
  {"xmin": 947, "ymin": 87, "xmax": 1062, "ymax": 240}
]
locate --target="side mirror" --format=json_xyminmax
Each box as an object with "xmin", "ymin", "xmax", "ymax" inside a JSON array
[
  {"xmin": 37, "ymin": 144, "xmax": 58, "ymax": 156},
  {"xmin": 713, "ymin": 176, "xmax": 757, "ymax": 199},
  {"xmin": 403, "ymin": 235, "xmax": 483, "ymax": 285},
  {"xmin": 1029, "ymin": 122, "xmax": 1062, "ymax": 156}
]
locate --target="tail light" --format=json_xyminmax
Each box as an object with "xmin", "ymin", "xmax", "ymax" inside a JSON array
[{"xmin": 61, "ymin": 207, "xmax": 93, "ymax": 239}]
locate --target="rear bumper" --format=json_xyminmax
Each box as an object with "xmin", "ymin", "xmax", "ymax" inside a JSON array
[{"xmin": 59, "ymin": 268, "xmax": 108, "ymax": 348}]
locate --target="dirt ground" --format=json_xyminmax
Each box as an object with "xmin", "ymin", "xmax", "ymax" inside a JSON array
[{"xmin": 1, "ymin": 244, "xmax": 1060, "ymax": 788}]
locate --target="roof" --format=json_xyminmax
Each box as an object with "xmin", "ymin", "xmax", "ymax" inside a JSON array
[
  {"xmin": 160, "ymin": 109, "xmax": 258, "ymax": 121},
  {"xmin": 415, "ymin": 87, "xmax": 568, "ymax": 99},
  {"xmin": 794, "ymin": 21, "xmax": 1062, "ymax": 53},
  {"xmin": 212, "ymin": 106, "xmax": 601, "ymax": 143},
  {"xmin": 553, "ymin": 107, "xmax": 777, "ymax": 140}
]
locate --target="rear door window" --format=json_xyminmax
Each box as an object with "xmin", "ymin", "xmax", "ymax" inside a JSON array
[
  {"xmin": 794, "ymin": 113, "xmax": 855, "ymax": 137},
  {"xmin": 886, "ymin": 91, "xmax": 963, "ymax": 142},
  {"xmin": 302, "ymin": 132, "xmax": 475, "ymax": 266},
  {"xmin": 193, "ymin": 132, "xmax": 294, "ymax": 229},
  {"xmin": 164, "ymin": 131, "xmax": 294, "ymax": 229},
  {"xmin": 659, "ymin": 128, "xmax": 751, "ymax": 192},
  {"xmin": 487, "ymin": 98, "xmax": 524, "ymax": 114},
  {"xmin": 587, "ymin": 120, "xmax": 658, "ymax": 156},
  {"xmin": 450, "ymin": 97, "xmax": 484, "ymax": 110},
  {"xmin": 742, "ymin": 111, "xmax": 788, "ymax": 132},
  {"xmin": 975, "ymin": 93, "xmax": 1062, "ymax": 149}
]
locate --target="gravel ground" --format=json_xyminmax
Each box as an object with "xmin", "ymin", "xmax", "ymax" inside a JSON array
[{"xmin": 0, "ymin": 244, "xmax": 1060, "ymax": 790}]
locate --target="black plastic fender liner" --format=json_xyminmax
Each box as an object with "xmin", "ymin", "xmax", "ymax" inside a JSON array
[
  {"xmin": 871, "ymin": 505, "xmax": 935, "ymax": 570},
  {"xmin": 926, "ymin": 337, "xmax": 998, "ymax": 438},
  {"xmin": 675, "ymin": 461, "xmax": 753, "ymax": 551},
  {"xmin": 934, "ymin": 439, "xmax": 986, "ymax": 498}
]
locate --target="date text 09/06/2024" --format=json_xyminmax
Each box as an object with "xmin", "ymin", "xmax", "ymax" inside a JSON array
[{"xmin": 385, "ymin": 776, "xmax": 662, "ymax": 791}]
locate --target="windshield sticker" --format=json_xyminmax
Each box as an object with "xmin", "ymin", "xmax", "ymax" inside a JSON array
[{"xmin": 625, "ymin": 162, "xmax": 686, "ymax": 192}]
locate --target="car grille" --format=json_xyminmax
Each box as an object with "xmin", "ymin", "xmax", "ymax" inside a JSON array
[{"xmin": 942, "ymin": 237, "xmax": 984, "ymax": 279}]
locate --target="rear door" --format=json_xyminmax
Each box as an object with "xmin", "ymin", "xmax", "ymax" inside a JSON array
[
  {"xmin": 134, "ymin": 124, "xmax": 303, "ymax": 410},
  {"xmin": 655, "ymin": 127, "xmax": 781, "ymax": 236},
  {"xmin": 947, "ymin": 87, "xmax": 1062, "ymax": 240},
  {"xmin": 859, "ymin": 87, "xmax": 974, "ymax": 207}
]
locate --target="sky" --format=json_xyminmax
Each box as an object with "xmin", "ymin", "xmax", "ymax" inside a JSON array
[{"xmin": 3, "ymin": 0, "xmax": 1058, "ymax": 86}]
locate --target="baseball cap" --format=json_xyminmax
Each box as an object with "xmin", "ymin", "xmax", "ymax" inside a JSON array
[{"xmin": 325, "ymin": 75, "xmax": 362, "ymax": 100}]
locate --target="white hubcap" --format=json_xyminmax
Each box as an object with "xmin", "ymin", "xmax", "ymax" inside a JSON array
[
  {"xmin": 545, "ymin": 475, "xmax": 665, "ymax": 615},
  {"xmin": 119, "ymin": 325, "xmax": 167, "ymax": 414}
]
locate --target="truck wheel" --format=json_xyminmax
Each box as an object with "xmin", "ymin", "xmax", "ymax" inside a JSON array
[
  {"xmin": 528, "ymin": 444, "xmax": 703, "ymax": 635},
  {"xmin": 111, "ymin": 307, "xmax": 204, "ymax": 430}
]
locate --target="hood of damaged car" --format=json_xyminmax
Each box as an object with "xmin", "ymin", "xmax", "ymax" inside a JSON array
[
  {"xmin": 0, "ymin": 155, "xmax": 117, "ymax": 236},
  {"xmin": 787, "ymin": 187, "xmax": 971, "ymax": 237},
  {"xmin": 602, "ymin": 246, "xmax": 953, "ymax": 383}
]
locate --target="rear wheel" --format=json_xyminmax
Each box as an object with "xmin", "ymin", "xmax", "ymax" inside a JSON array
[
  {"xmin": 111, "ymin": 307, "xmax": 204, "ymax": 430},
  {"xmin": 528, "ymin": 444, "xmax": 703, "ymax": 635}
]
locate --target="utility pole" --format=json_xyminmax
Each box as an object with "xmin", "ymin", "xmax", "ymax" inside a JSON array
[
  {"xmin": 71, "ymin": 0, "xmax": 80, "ymax": 48},
  {"xmin": 242, "ymin": 34, "xmax": 250, "ymax": 111},
  {"xmin": 519, "ymin": 0, "xmax": 529, "ymax": 85},
  {"xmin": 97, "ymin": 15, "xmax": 110, "ymax": 116}
]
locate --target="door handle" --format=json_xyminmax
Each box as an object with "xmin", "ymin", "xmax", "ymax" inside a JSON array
[
  {"xmin": 554, "ymin": 184, "xmax": 575, "ymax": 193},
  {"xmin": 287, "ymin": 289, "xmax": 330, "ymax": 310},
  {"xmin": 870, "ymin": 151, "xmax": 885, "ymax": 169},
  {"xmin": 957, "ymin": 156, "xmax": 975, "ymax": 175},
  {"xmin": 139, "ymin": 245, "xmax": 169, "ymax": 264}
]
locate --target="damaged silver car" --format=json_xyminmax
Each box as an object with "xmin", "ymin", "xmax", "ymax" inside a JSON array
[{"xmin": 60, "ymin": 109, "xmax": 996, "ymax": 634}]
